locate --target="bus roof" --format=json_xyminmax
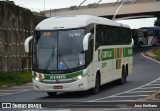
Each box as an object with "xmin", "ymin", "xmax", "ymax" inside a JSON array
[
  {"xmin": 131, "ymin": 29, "xmax": 146, "ymax": 32},
  {"xmin": 35, "ymin": 15, "xmax": 130, "ymax": 30},
  {"xmin": 140, "ymin": 26, "xmax": 160, "ymax": 31}
]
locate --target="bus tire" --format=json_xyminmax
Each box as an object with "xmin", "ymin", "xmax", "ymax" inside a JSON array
[
  {"xmin": 90, "ymin": 73, "xmax": 100, "ymax": 94},
  {"xmin": 138, "ymin": 42, "xmax": 143, "ymax": 48},
  {"xmin": 152, "ymin": 44, "xmax": 157, "ymax": 47},
  {"xmin": 47, "ymin": 92, "xmax": 57, "ymax": 97},
  {"xmin": 118, "ymin": 66, "xmax": 126, "ymax": 85},
  {"xmin": 126, "ymin": 64, "xmax": 128, "ymax": 77}
]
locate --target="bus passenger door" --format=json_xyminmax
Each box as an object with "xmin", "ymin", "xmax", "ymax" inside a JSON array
[
  {"xmin": 85, "ymin": 34, "xmax": 94, "ymax": 88},
  {"xmin": 103, "ymin": 58, "xmax": 113, "ymax": 84},
  {"xmin": 95, "ymin": 48, "xmax": 113, "ymax": 84}
]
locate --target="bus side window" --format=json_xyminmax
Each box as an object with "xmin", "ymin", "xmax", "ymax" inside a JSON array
[
  {"xmin": 95, "ymin": 25, "xmax": 106, "ymax": 50},
  {"xmin": 85, "ymin": 35, "xmax": 94, "ymax": 66},
  {"xmin": 85, "ymin": 25, "xmax": 94, "ymax": 66},
  {"xmin": 89, "ymin": 37, "xmax": 94, "ymax": 61},
  {"xmin": 144, "ymin": 31, "xmax": 147, "ymax": 38}
]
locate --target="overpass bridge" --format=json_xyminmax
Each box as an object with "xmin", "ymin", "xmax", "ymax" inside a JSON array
[{"xmin": 42, "ymin": 0, "xmax": 160, "ymax": 20}]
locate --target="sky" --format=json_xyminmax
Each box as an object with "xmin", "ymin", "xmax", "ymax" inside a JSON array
[{"xmin": 11, "ymin": 0, "xmax": 157, "ymax": 29}]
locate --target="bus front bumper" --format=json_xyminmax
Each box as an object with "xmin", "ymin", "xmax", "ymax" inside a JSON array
[{"xmin": 32, "ymin": 77, "xmax": 89, "ymax": 92}]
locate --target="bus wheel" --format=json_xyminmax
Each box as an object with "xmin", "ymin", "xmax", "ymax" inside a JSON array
[
  {"xmin": 90, "ymin": 73, "xmax": 100, "ymax": 94},
  {"xmin": 47, "ymin": 92, "xmax": 57, "ymax": 97},
  {"xmin": 118, "ymin": 66, "xmax": 126, "ymax": 85},
  {"xmin": 126, "ymin": 65, "xmax": 128, "ymax": 77},
  {"xmin": 138, "ymin": 42, "xmax": 143, "ymax": 48}
]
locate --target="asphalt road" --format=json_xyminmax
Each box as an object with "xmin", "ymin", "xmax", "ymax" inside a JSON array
[{"xmin": 0, "ymin": 47, "xmax": 160, "ymax": 110}]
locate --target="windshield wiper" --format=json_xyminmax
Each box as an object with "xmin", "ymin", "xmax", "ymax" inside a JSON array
[{"xmin": 44, "ymin": 46, "xmax": 55, "ymax": 70}]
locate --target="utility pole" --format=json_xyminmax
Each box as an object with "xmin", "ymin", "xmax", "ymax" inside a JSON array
[
  {"xmin": 44, "ymin": 0, "xmax": 45, "ymax": 10},
  {"xmin": 75, "ymin": 0, "xmax": 86, "ymax": 10},
  {"xmin": 112, "ymin": 0, "xmax": 130, "ymax": 20}
]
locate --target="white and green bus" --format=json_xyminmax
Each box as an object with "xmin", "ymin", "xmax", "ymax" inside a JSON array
[{"xmin": 24, "ymin": 15, "xmax": 133, "ymax": 96}]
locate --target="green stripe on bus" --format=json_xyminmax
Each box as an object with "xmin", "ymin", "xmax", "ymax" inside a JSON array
[
  {"xmin": 123, "ymin": 47, "xmax": 133, "ymax": 57},
  {"xmin": 98, "ymin": 47, "xmax": 132, "ymax": 61},
  {"xmin": 44, "ymin": 70, "xmax": 83, "ymax": 80},
  {"xmin": 98, "ymin": 48, "xmax": 114, "ymax": 61}
]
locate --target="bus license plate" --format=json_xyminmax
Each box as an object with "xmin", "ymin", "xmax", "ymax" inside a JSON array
[{"xmin": 53, "ymin": 86, "xmax": 63, "ymax": 89}]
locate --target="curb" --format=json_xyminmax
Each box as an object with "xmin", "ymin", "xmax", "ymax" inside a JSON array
[
  {"xmin": 0, "ymin": 82, "xmax": 32, "ymax": 90},
  {"xmin": 0, "ymin": 83, "xmax": 16, "ymax": 89},
  {"xmin": 140, "ymin": 49, "xmax": 160, "ymax": 101},
  {"xmin": 144, "ymin": 49, "xmax": 160, "ymax": 62}
]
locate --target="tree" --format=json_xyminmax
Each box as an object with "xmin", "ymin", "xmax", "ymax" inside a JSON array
[
  {"xmin": 32, "ymin": 11, "xmax": 45, "ymax": 17},
  {"xmin": 154, "ymin": 16, "xmax": 160, "ymax": 26}
]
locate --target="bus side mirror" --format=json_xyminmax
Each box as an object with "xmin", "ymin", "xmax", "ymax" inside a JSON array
[
  {"xmin": 24, "ymin": 36, "xmax": 33, "ymax": 52},
  {"xmin": 131, "ymin": 38, "xmax": 134, "ymax": 46},
  {"xmin": 83, "ymin": 33, "xmax": 91, "ymax": 51}
]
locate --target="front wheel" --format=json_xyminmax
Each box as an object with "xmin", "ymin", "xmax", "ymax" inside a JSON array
[
  {"xmin": 47, "ymin": 92, "xmax": 57, "ymax": 97},
  {"xmin": 118, "ymin": 67, "xmax": 126, "ymax": 84},
  {"xmin": 90, "ymin": 74, "xmax": 100, "ymax": 94}
]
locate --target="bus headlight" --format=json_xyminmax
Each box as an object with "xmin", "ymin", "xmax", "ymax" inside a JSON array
[
  {"xmin": 33, "ymin": 73, "xmax": 44, "ymax": 82},
  {"xmin": 73, "ymin": 75, "xmax": 83, "ymax": 80},
  {"xmin": 73, "ymin": 73, "xmax": 87, "ymax": 80},
  {"xmin": 77, "ymin": 75, "xmax": 82, "ymax": 80},
  {"xmin": 74, "ymin": 69, "xmax": 89, "ymax": 80}
]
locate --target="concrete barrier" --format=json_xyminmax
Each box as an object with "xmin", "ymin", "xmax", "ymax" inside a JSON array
[{"xmin": 0, "ymin": 1, "xmax": 45, "ymax": 72}]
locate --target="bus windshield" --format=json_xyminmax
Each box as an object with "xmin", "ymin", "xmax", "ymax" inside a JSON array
[{"xmin": 33, "ymin": 29, "xmax": 85, "ymax": 72}]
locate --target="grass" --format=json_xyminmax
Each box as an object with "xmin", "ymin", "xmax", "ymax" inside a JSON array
[
  {"xmin": 156, "ymin": 90, "xmax": 160, "ymax": 99},
  {"xmin": 153, "ymin": 47, "xmax": 160, "ymax": 58},
  {"xmin": 0, "ymin": 71, "xmax": 32, "ymax": 88}
]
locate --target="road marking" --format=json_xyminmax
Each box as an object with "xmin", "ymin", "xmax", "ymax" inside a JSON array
[
  {"xmin": 23, "ymin": 109, "xmax": 130, "ymax": 111},
  {"xmin": 153, "ymin": 81, "xmax": 160, "ymax": 83},
  {"xmin": 0, "ymin": 90, "xmax": 18, "ymax": 92},
  {"xmin": 114, "ymin": 95, "xmax": 149, "ymax": 98},
  {"xmin": 87, "ymin": 77, "xmax": 160, "ymax": 102},
  {"xmin": 12, "ymin": 86, "xmax": 32, "ymax": 88},
  {"xmin": 0, "ymin": 89, "xmax": 32, "ymax": 97},
  {"xmin": 91, "ymin": 100, "xmax": 136, "ymax": 102},
  {"xmin": 141, "ymin": 52, "xmax": 160, "ymax": 64},
  {"xmin": 88, "ymin": 108, "xmax": 130, "ymax": 111},
  {"xmin": 123, "ymin": 90, "xmax": 155, "ymax": 93},
  {"xmin": 21, "ymin": 108, "xmax": 68, "ymax": 111},
  {"xmin": 148, "ymin": 84, "xmax": 160, "ymax": 85},
  {"xmin": 0, "ymin": 93, "xmax": 12, "ymax": 95},
  {"xmin": 155, "ymin": 80, "xmax": 160, "ymax": 81},
  {"xmin": 0, "ymin": 83, "xmax": 32, "ymax": 97},
  {"xmin": 138, "ymin": 87, "xmax": 160, "ymax": 89}
]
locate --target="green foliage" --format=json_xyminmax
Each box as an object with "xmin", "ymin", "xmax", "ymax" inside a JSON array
[
  {"xmin": 0, "ymin": 71, "xmax": 32, "ymax": 87},
  {"xmin": 153, "ymin": 48, "xmax": 160, "ymax": 58},
  {"xmin": 154, "ymin": 17, "xmax": 160, "ymax": 26},
  {"xmin": 32, "ymin": 11, "xmax": 45, "ymax": 17}
]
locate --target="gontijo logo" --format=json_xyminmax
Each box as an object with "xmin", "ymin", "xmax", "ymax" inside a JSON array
[
  {"xmin": 98, "ymin": 48, "xmax": 114, "ymax": 61},
  {"xmin": 102, "ymin": 50, "xmax": 112, "ymax": 58}
]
